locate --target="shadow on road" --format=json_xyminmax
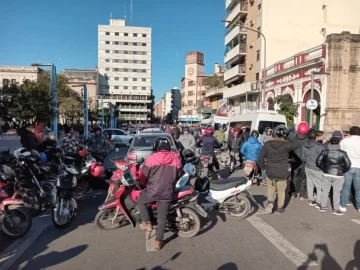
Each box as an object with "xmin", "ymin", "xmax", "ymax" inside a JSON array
[
  {"xmin": 136, "ymin": 252, "xmax": 182, "ymax": 270},
  {"xmin": 218, "ymin": 263, "xmax": 238, "ymax": 270},
  {"xmin": 297, "ymin": 241, "xmax": 360, "ymax": 270},
  {"xmin": 196, "ymin": 210, "xmax": 226, "ymax": 237}
]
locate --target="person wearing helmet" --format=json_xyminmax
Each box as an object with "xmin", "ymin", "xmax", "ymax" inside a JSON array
[
  {"xmin": 240, "ymin": 130, "xmax": 262, "ymax": 166},
  {"xmin": 227, "ymin": 127, "xmax": 242, "ymax": 173},
  {"xmin": 137, "ymin": 137, "xmax": 182, "ymax": 251},
  {"xmin": 87, "ymin": 126, "xmax": 112, "ymax": 162},
  {"xmin": 178, "ymin": 126, "xmax": 195, "ymax": 150},
  {"xmin": 196, "ymin": 126, "xmax": 221, "ymax": 173},
  {"xmin": 61, "ymin": 126, "xmax": 82, "ymax": 154},
  {"xmin": 214, "ymin": 124, "xmax": 226, "ymax": 144},
  {"xmin": 289, "ymin": 121, "xmax": 310, "ymax": 200},
  {"xmin": 258, "ymin": 125, "xmax": 300, "ymax": 214}
]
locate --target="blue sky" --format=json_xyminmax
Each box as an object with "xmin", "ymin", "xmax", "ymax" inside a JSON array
[{"xmin": 0, "ymin": 0, "xmax": 225, "ymax": 101}]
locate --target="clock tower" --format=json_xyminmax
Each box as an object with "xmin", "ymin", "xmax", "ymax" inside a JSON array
[{"xmin": 185, "ymin": 51, "xmax": 204, "ymax": 80}]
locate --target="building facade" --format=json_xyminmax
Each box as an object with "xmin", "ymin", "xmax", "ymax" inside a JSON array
[
  {"xmin": 0, "ymin": 66, "xmax": 43, "ymax": 87},
  {"xmin": 62, "ymin": 69, "xmax": 99, "ymax": 105},
  {"xmin": 98, "ymin": 19, "xmax": 152, "ymax": 122},
  {"xmin": 224, "ymin": 0, "xmax": 360, "ymax": 112},
  {"xmin": 204, "ymin": 63, "xmax": 226, "ymax": 114},
  {"xmin": 171, "ymin": 87, "xmax": 181, "ymax": 121},
  {"xmin": 154, "ymin": 101, "xmax": 163, "ymax": 119}
]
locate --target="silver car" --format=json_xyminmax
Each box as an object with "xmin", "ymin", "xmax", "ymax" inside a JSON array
[
  {"xmin": 141, "ymin": 128, "xmax": 163, "ymax": 133},
  {"xmin": 126, "ymin": 133, "xmax": 179, "ymax": 163},
  {"xmin": 102, "ymin": 128, "xmax": 134, "ymax": 146}
]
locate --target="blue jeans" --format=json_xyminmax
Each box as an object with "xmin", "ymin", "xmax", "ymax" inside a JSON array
[{"xmin": 340, "ymin": 168, "xmax": 360, "ymax": 209}]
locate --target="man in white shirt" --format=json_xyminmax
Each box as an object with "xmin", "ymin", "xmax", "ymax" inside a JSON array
[{"xmin": 339, "ymin": 126, "xmax": 360, "ymax": 212}]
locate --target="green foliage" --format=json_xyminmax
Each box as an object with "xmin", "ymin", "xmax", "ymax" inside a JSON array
[
  {"xmin": 203, "ymin": 75, "xmax": 225, "ymax": 89},
  {"xmin": 274, "ymin": 95, "xmax": 300, "ymax": 127}
]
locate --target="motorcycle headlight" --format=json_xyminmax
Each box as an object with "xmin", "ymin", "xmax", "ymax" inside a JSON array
[{"xmin": 72, "ymin": 176, "xmax": 77, "ymax": 187}]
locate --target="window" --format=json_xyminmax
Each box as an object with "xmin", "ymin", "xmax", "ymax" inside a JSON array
[
  {"xmin": 105, "ymin": 32, "xmax": 110, "ymax": 35},
  {"xmin": 133, "ymin": 51, "xmax": 137, "ymax": 55},
  {"xmin": 142, "ymin": 78, "xmax": 146, "ymax": 82},
  {"xmin": 142, "ymin": 69, "xmax": 146, "ymax": 73},
  {"xmin": 133, "ymin": 42, "xmax": 137, "ymax": 46},
  {"xmin": 105, "ymin": 50, "xmax": 110, "ymax": 53},
  {"xmin": 124, "ymin": 51, "xmax": 129, "ymax": 54},
  {"xmin": 142, "ymin": 34, "xmax": 147, "ymax": 37},
  {"xmin": 257, "ymin": 27, "xmax": 261, "ymax": 38},
  {"xmin": 105, "ymin": 41, "xmax": 110, "ymax": 44},
  {"xmin": 188, "ymin": 81, "xmax": 194, "ymax": 87},
  {"xmin": 124, "ymin": 68, "xmax": 128, "ymax": 72},
  {"xmin": 113, "ymin": 130, "xmax": 125, "ymax": 135},
  {"xmin": 188, "ymin": 91, "xmax": 193, "ymax": 96},
  {"xmin": 115, "ymin": 77, "xmax": 119, "ymax": 80},
  {"xmin": 133, "ymin": 33, "xmax": 138, "ymax": 37},
  {"xmin": 11, "ymin": 79, "xmax": 16, "ymax": 84},
  {"xmin": 133, "ymin": 78, "xmax": 137, "ymax": 81},
  {"xmin": 133, "ymin": 69, "xmax": 137, "ymax": 72},
  {"xmin": 133, "ymin": 86, "xmax": 137, "ymax": 90},
  {"xmin": 229, "ymin": 121, "xmax": 252, "ymax": 132},
  {"xmin": 256, "ymin": 50, "xmax": 260, "ymax": 61},
  {"xmin": 256, "ymin": 72, "xmax": 259, "ymax": 81},
  {"xmin": 124, "ymin": 60, "xmax": 128, "ymax": 63},
  {"xmin": 258, "ymin": 121, "xmax": 285, "ymax": 134},
  {"xmin": 258, "ymin": 4, "xmax": 261, "ymax": 15},
  {"xmin": 124, "ymin": 33, "xmax": 128, "ymax": 36},
  {"xmin": 188, "ymin": 100, "xmax": 193, "ymax": 106},
  {"xmin": 105, "ymin": 59, "xmax": 110, "ymax": 62},
  {"xmin": 124, "ymin": 42, "xmax": 128, "ymax": 45},
  {"xmin": 113, "ymin": 41, "xmax": 119, "ymax": 45},
  {"xmin": 112, "ymin": 59, "xmax": 119, "ymax": 63},
  {"xmin": 124, "ymin": 77, "xmax": 128, "ymax": 81},
  {"xmin": 142, "ymin": 60, "xmax": 146, "ymax": 64},
  {"xmin": 105, "ymin": 68, "xmax": 110, "ymax": 71},
  {"xmin": 113, "ymin": 68, "xmax": 120, "ymax": 71},
  {"xmin": 114, "ymin": 86, "xmax": 119, "ymax": 89},
  {"xmin": 142, "ymin": 43, "xmax": 146, "ymax": 46},
  {"xmin": 142, "ymin": 87, "xmax": 146, "ymax": 90},
  {"xmin": 115, "ymin": 32, "xmax": 119, "ymax": 36},
  {"xmin": 113, "ymin": 50, "xmax": 119, "ymax": 53},
  {"xmin": 124, "ymin": 86, "xmax": 128, "ymax": 89}
]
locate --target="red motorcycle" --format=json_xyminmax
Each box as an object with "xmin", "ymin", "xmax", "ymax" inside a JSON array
[
  {"xmin": 0, "ymin": 174, "xmax": 32, "ymax": 238},
  {"xmin": 95, "ymin": 168, "xmax": 207, "ymax": 238}
]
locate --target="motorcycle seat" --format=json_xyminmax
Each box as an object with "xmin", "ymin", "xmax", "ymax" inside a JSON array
[{"xmin": 210, "ymin": 177, "xmax": 248, "ymax": 191}]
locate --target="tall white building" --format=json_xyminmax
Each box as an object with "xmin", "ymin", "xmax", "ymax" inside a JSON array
[
  {"xmin": 164, "ymin": 92, "xmax": 172, "ymax": 116},
  {"xmin": 98, "ymin": 19, "xmax": 152, "ymax": 122}
]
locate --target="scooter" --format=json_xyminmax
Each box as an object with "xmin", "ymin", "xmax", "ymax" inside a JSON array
[
  {"xmin": 95, "ymin": 168, "xmax": 207, "ymax": 238},
  {"xmin": 243, "ymin": 160, "xmax": 260, "ymax": 184}
]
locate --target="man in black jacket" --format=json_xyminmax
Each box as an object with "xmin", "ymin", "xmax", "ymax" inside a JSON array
[
  {"xmin": 196, "ymin": 127, "xmax": 221, "ymax": 174},
  {"xmin": 170, "ymin": 124, "xmax": 181, "ymax": 141},
  {"xmin": 227, "ymin": 127, "xmax": 242, "ymax": 173},
  {"xmin": 259, "ymin": 125, "xmax": 299, "ymax": 214}
]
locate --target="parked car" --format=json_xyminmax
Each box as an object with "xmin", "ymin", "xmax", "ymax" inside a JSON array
[
  {"xmin": 102, "ymin": 128, "xmax": 134, "ymax": 146},
  {"xmin": 141, "ymin": 128, "xmax": 163, "ymax": 133},
  {"xmin": 126, "ymin": 133, "xmax": 178, "ymax": 164},
  {"xmin": 127, "ymin": 126, "xmax": 137, "ymax": 134}
]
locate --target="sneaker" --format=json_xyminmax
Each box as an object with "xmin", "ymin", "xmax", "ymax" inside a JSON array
[
  {"xmin": 292, "ymin": 193, "xmax": 298, "ymax": 199},
  {"xmin": 299, "ymin": 196, "xmax": 307, "ymax": 201},
  {"xmin": 261, "ymin": 180, "xmax": 267, "ymax": 186},
  {"xmin": 333, "ymin": 210, "xmax": 343, "ymax": 216},
  {"xmin": 314, "ymin": 203, "xmax": 321, "ymax": 209},
  {"xmin": 265, "ymin": 202, "xmax": 274, "ymax": 214},
  {"xmin": 308, "ymin": 200, "xmax": 317, "ymax": 206},
  {"xmin": 277, "ymin": 207, "xmax": 285, "ymax": 214},
  {"xmin": 139, "ymin": 222, "xmax": 153, "ymax": 232},
  {"xmin": 319, "ymin": 206, "xmax": 327, "ymax": 212},
  {"xmin": 347, "ymin": 201, "xmax": 353, "ymax": 206},
  {"xmin": 339, "ymin": 206, "xmax": 347, "ymax": 212},
  {"xmin": 154, "ymin": 240, "xmax": 164, "ymax": 251}
]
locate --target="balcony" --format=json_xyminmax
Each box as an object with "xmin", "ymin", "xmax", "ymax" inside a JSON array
[
  {"xmin": 225, "ymin": 44, "xmax": 247, "ymax": 65},
  {"xmin": 226, "ymin": 0, "xmax": 237, "ymax": 10},
  {"xmin": 223, "ymin": 81, "xmax": 259, "ymax": 99},
  {"xmin": 225, "ymin": 25, "xmax": 247, "ymax": 46},
  {"xmin": 225, "ymin": 1, "xmax": 248, "ymax": 26},
  {"xmin": 120, "ymin": 106, "xmax": 151, "ymax": 112},
  {"xmin": 224, "ymin": 64, "xmax": 246, "ymax": 83},
  {"xmin": 205, "ymin": 86, "xmax": 227, "ymax": 98}
]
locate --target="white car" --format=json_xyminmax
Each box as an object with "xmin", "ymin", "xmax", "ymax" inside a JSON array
[{"xmin": 102, "ymin": 128, "xmax": 134, "ymax": 146}]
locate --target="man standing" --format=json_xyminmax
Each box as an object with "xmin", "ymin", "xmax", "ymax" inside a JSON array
[
  {"xmin": 339, "ymin": 126, "xmax": 360, "ymax": 213},
  {"xmin": 227, "ymin": 127, "xmax": 242, "ymax": 173},
  {"xmin": 290, "ymin": 122, "xmax": 310, "ymax": 200},
  {"xmin": 259, "ymin": 125, "xmax": 299, "ymax": 214},
  {"xmin": 214, "ymin": 124, "xmax": 226, "ymax": 144},
  {"xmin": 61, "ymin": 126, "xmax": 82, "ymax": 154},
  {"xmin": 302, "ymin": 130, "xmax": 325, "ymax": 207},
  {"xmin": 170, "ymin": 124, "xmax": 181, "ymax": 141},
  {"xmin": 87, "ymin": 126, "xmax": 112, "ymax": 162},
  {"xmin": 239, "ymin": 125, "xmax": 249, "ymax": 166},
  {"xmin": 178, "ymin": 126, "xmax": 195, "ymax": 149},
  {"xmin": 138, "ymin": 137, "xmax": 182, "ymax": 250}
]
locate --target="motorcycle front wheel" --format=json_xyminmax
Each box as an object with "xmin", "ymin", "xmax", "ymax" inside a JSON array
[
  {"xmin": 95, "ymin": 208, "xmax": 129, "ymax": 230},
  {"xmin": 225, "ymin": 194, "xmax": 251, "ymax": 219},
  {"xmin": 52, "ymin": 197, "xmax": 77, "ymax": 228},
  {"xmin": 177, "ymin": 208, "xmax": 201, "ymax": 238},
  {"xmin": 75, "ymin": 178, "xmax": 90, "ymax": 197},
  {"xmin": 2, "ymin": 205, "xmax": 32, "ymax": 238}
]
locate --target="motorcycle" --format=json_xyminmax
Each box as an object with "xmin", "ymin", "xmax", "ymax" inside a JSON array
[
  {"xmin": 0, "ymin": 165, "xmax": 32, "ymax": 238},
  {"xmin": 95, "ymin": 168, "xmax": 207, "ymax": 238},
  {"xmin": 243, "ymin": 160, "xmax": 260, "ymax": 184},
  {"xmin": 215, "ymin": 145, "xmax": 230, "ymax": 167}
]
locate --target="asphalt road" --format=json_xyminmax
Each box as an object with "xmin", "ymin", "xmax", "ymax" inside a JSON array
[{"xmin": 3, "ymin": 163, "xmax": 359, "ymax": 270}]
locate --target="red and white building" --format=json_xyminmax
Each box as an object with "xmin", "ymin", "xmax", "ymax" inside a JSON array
[{"xmin": 264, "ymin": 45, "xmax": 327, "ymax": 129}]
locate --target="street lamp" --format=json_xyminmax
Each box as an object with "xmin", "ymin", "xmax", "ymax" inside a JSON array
[
  {"xmin": 309, "ymin": 71, "xmax": 329, "ymax": 127},
  {"xmin": 72, "ymin": 84, "xmax": 89, "ymax": 140},
  {"xmin": 31, "ymin": 63, "xmax": 58, "ymax": 142},
  {"xmin": 221, "ymin": 20, "xmax": 267, "ymax": 105}
]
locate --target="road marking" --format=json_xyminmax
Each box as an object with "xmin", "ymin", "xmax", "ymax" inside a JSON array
[
  {"xmin": 247, "ymin": 215, "xmax": 317, "ymax": 267},
  {"xmin": 350, "ymin": 219, "xmax": 360, "ymax": 225}
]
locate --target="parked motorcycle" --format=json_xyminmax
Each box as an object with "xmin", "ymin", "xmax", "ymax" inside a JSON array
[
  {"xmin": 0, "ymin": 165, "xmax": 32, "ymax": 238},
  {"xmin": 215, "ymin": 145, "xmax": 230, "ymax": 167},
  {"xmin": 95, "ymin": 168, "xmax": 207, "ymax": 238},
  {"xmin": 243, "ymin": 160, "xmax": 260, "ymax": 184}
]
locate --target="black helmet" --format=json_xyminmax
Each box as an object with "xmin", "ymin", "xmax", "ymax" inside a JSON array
[
  {"xmin": 183, "ymin": 126, "xmax": 190, "ymax": 132},
  {"xmin": 250, "ymin": 130, "xmax": 259, "ymax": 138},
  {"xmin": 272, "ymin": 125, "xmax": 289, "ymax": 139},
  {"xmin": 182, "ymin": 148, "xmax": 196, "ymax": 162},
  {"xmin": 153, "ymin": 137, "xmax": 172, "ymax": 152},
  {"xmin": 94, "ymin": 126, "xmax": 102, "ymax": 132}
]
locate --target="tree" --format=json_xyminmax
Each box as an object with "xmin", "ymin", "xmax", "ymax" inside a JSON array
[
  {"xmin": 203, "ymin": 74, "xmax": 225, "ymax": 89},
  {"xmin": 274, "ymin": 95, "xmax": 300, "ymax": 127}
]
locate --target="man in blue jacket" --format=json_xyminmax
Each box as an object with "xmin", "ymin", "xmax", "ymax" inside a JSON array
[{"xmin": 241, "ymin": 130, "xmax": 262, "ymax": 162}]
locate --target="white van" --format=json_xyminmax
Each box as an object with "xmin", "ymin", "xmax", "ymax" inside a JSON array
[
  {"xmin": 226, "ymin": 110, "xmax": 287, "ymax": 135},
  {"xmin": 200, "ymin": 115, "xmax": 229, "ymax": 130}
]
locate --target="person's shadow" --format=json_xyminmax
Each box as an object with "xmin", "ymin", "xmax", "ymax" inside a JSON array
[
  {"xmin": 298, "ymin": 244, "xmax": 341, "ymax": 270},
  {"xmin": 345, "ymin": 240, "xmax": 360, "ymax": 270}
]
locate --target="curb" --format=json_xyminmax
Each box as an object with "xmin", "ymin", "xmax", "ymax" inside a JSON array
[{"xmin": 0, "ymin": 218, "xmax": 50, "ymax": 270}]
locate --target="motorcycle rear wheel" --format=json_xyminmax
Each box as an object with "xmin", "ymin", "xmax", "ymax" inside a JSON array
[
  {"xmin": 95, "ymin": 209, "xmax": 128, "ymax": 230},
  {"xmin": 21, "ymin": 191, "xmax": 42, "ymax": 217},
  {"xmin": 177, "ymin": 208, "xmax": 201, "ymax": 238},
  {"xmin": 52, "ymin": 198, "xmax": 77, "ymax": 228},
  {"xmin": 75, "ymin": 179, "xmax": 90, "ymax": 197},
  {"xmin": 225, "ymin": 194, "xmax": 251, "ymax": 220},
  {"xmin": 2, "ymin": 205, "xmax": 32, "ymax": 238}
]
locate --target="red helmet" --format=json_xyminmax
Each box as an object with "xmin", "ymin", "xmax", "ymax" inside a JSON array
[
  {"xmin": 90, "ymin": 162, "xmax": 104, "ymax": 177},
  {"xmin": 78, "ymin": 148, "xmax": 88, "ymax": 158},
  {"xmin": 232, "ymin": 127, "xmax": 240, "ymax": 134},
  {"xmin": 204, "ymin": 127, "xmax": 213, "ymax": 135},
  {"xmin": 297, "ymin": 122, "xmax": 310, "ymax": 135}
]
